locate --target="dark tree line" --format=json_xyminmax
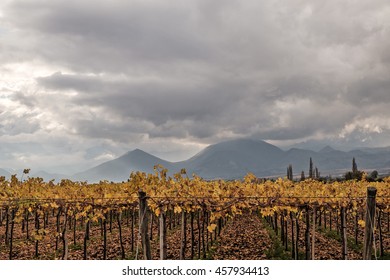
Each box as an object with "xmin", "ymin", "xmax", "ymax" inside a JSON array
[
  {"xmin": 287, "ymin": 157, "xmax": 383, "ymax": 182},
  {"xmin": 287, "ymin": 157, "xmax": 320, "ymax": 181}
]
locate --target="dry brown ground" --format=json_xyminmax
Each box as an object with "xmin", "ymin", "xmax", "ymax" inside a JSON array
[{"xmin": 0, "ymin": 210, "xmax": 388, "ymax": 260}]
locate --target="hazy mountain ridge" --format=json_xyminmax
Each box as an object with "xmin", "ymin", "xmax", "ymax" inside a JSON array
[
  {"xmin": 72, "ymin": 139, "xmax": 390, "ymax": 182},
  {"xmin": 31, "ymin": 171, "xmax": 69, "ymax": 182},
  {"xmin": 2, "ymin": 139, "xmax": 390, "ymax": 182}
]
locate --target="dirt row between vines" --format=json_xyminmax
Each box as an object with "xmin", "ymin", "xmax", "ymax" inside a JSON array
[{"xmin": 1, "ymin": 210, "xmax": 388, "ymax": 259}]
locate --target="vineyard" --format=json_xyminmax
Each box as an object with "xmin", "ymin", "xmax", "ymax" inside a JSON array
[{"xmin": 1, "ymin": 166, "xmax": 390, "ymax": 260}]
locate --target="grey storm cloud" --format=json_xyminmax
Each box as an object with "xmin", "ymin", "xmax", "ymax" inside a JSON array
[
  {"xmin": 1, "ymin": 0, "xmax": 390, "ymax": 172},
  {"xmin": 0, "ymin": 110, "xmax": 41, "ymax": 136}
]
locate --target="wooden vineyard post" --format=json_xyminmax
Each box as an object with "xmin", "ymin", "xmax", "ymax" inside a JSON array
[
  {"xmin": 180, "ymin": 211, "xmax": 187, "ymax": 260},
  {"xmin": 295, "ymin": 212, "xmax": 300, "ymax": 260},
  {"xmin": 318, "ymin": 208, "xmax": 322, "ymax": 227},
  {"xmin": 190, "ymin": 212, "xmax": 195, "ymax": 259},
  {"xmin": 284, "ymin": 212, "xmax": 288, "ymax": 251},
  {"xmin": 150, "ymin": 212, "xmax": 154, "ymax": 241},
  {"xmin": 117, "ymin": 211, "xmax": 125, "ymax": 259},
  {"xmin": 25, "ymin": 209, "xmax": 30, "ymax": 240},
  {"xmin": 312, "ymin": 205, "xmax": 316, "ymax": 260},
  {"xmin": 305, "ymin": 205, "xmax": 311, "ymax": 260},
  {"xmin": 218, "ymin": 217, "xmax": 223, "ymax": 237},
  {"xmin": 290, "ymin": 212, "xmax": 296, "ymax": 260},
  {"xmin": 159, "ymin": 209, "xmax": 167, "ymax": 260},
  {"xmin": 378, "ymin": 210, "xmax": 384, "ymax": 257},
  {"xmin": 340, "ymin": 207, "xmax": 347, "ymax": 260},
  {"xmin": 73, "ymin": 215, "xmax": 77, "ymax": 246},
  {"xmin": 83, "ymin": 220, "xmax": 90, "ymax": 260},
  {"xmin": 103, "ymin": 213, "xmax": 107, "ymax": 260},
  {"xmin": 324, "ymin": 208, "xmax": 327, "ymax": 229},
  {"xmin": 138, "ymin": 190, "xmax": 151, "ymax": 260},
  {"xmin": 55, "ymin": 208, "xmax": 61, "ymax": 252},
  {"xmin": 202, "ymin": 210, "xmax": 206, "ymax": 259},
  {"xmin": 274, "ymin": 212, "xmax": 278, "ymax": 236},
  {"xmin": 157, "ymin": 212, "xmax": 160, "ymax": 240},
  {"xmin": 35, "ymin": 209, "xmax": 40, "ymax": 258},
  {"xmin": 109, "ymin": 210, "xmax": 113, "ymax": 233},
  {"xmin": 62, "ymin": 208, "xmax": 69, "ymax": 260},
  {"xmin": 99, "ymin": 218, "xmax": 103, "ymax": 237},
  {"xmin": 197, "ymin": 210, "xmax": 201, "ymax": 259},
  {"xmin": 388, "ymin": 212, "xmax": 390, "ymax": 233},
  {"xmin": 363, "ymin": 187, "xmax": 377, "ymax": 260},
  {"xmin": 280, "ymin": 213, "xmax": 284, "ymax": 245},
  {"xmin": 205, "ymin": 212, "xmax": 209, "ymax": 252},
  {"xmin": 168, "ymin": 210, "xmax": 172, "ymax": 230},
  {"xmin": 131, "ymin": 208, "xmax": 135, "ymax": 253},
  {"xmin": 9, "ymin": 208, "xmax": 15, "ymax": 260}
]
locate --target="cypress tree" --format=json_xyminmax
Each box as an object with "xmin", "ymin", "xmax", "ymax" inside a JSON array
[
  {"xmin": 287, "ymin": 164, "xmax": 293, "ymax": 181},
  {"xmin": 352, "ymin": 157, "xmax": 358, "ymax": 174},
  {"xmin": 309, "ymin": 157, "xmax": 313, "ymax": 179}
]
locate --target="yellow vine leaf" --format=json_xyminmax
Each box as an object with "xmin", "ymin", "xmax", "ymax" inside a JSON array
[
  {"xmin": 207, "ymin": 224, "xmax": 217, "ymax": 232},
  {"xmin": 50, "ymin": 202, "xmax": 59, "ymax": 209},
  {"xmin": 358, "ymin": 220, "xmax": 365, "ymax": 228},
  {"xmin": 174, "ymin": 205, "xmax": 182, "ymax": 214}
]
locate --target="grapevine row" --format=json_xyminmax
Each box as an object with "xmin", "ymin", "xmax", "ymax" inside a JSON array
[{"xmin": 0, "ymin": 167, "xmax": 389, "ymax": 259}]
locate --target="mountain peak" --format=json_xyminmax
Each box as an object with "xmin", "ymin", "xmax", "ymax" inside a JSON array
[
  {"xmin": 207, "ymin": 138, "xmax": 282, "ymax": 152},
  {"xmin": 130, "ymin": 148, "xmax": 146, "ymax": 154},
  {"xmin": 319, "ymin": 145, "xmax": 336, "ymax": 153},
  {"xmin": 123, "ymin": 148, "xmax": 150, "ymax": 157},
  {"xmin": 119, "ymin": 149, "xmax": 165, "ymax": 163}
]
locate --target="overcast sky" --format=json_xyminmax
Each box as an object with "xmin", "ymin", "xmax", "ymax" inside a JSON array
[{"xmin": 1, "ymin": 0, "xmax": 390, "ymax": 174}]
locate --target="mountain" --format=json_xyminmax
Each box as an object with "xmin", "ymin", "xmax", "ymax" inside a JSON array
[
  {"xmin": 181, "ymin": 139, "xmax": 284, "ymax": 179},
  {"xmin": 319, "ymin": 146, "xmax": 337, "ymax": 153},
  {"xmin": 71, "ymin": 138, "xmax": 390, "ymax": 182},
  {"xmin": 73, "ymin": 149, "xmax": 174, "ymax": 182}
]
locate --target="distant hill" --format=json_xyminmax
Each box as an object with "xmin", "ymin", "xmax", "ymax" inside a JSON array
[
  {"xmin": 70, "ymin": 138, "xmax": 390, "ymax": 182},
  {"xmin": 180, "ymin": 139, "xmax": 284, "ymax": 179},
  {"xmin": 73, "ymin": 149, "xmax": 174, "ymax": 182}
]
